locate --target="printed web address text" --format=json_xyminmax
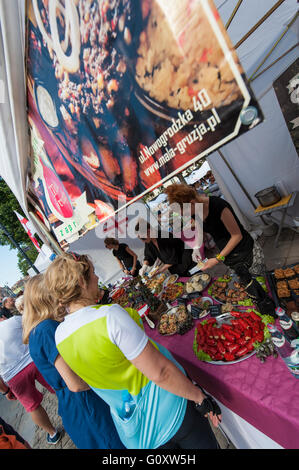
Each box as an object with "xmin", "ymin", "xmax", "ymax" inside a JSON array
[{"xmin": 144, "ymin": 107, "xmax": 221, "ymax": 177}]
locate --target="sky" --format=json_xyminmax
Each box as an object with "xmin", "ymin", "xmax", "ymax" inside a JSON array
[{"xmin": 0, "ymin": 244, "xmax": 22, "ymax": 287}]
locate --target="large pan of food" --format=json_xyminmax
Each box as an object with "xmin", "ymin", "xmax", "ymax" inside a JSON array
[
  {"xmin": 193, "ymin": 310, "xmax": 274, "ymax": 364},
  {"xmin": 207, "ymin": 276, "xmax": 267, "ymax": 306},
  {"xmin": 268, "ymin": 264, "xmax": 299, "ymax": 304}
]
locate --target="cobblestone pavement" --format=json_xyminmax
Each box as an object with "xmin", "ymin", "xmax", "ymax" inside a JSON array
[
  {"xmin": 0, "ymin": 386, "xmax": 76, "ymax": 449},
  {"xmin": 32, "ymin": 388, "xmax": 77, "ymax": 449},
  {"xmin": 1, "ymin": 228, "xmax": 298, "ymax": 449}
]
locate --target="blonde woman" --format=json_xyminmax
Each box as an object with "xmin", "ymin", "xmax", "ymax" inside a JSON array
[
  {"xmin": 0, "ymin": 294, "xmax": 60, "ymax": 445},
  {"xmin": 45, "ymin": 252, "xmax": 221, "ymax": 450},
  {"xmin": 22, "ymin": 275, "xmax": 124, "ymax": 449}
]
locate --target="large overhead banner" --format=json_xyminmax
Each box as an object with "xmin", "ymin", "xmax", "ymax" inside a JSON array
[{"xmin": 26, "ymin": 0, "xmax": 262, "ymax": 244}]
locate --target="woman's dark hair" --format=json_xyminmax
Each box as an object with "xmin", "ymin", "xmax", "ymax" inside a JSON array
[
  {"xmin": 134, "ymin": 221, "xmax": 151, "ymax": 233},
  {"xmin": 104, "ymin": 237, "xmax": 119, "ymax": 247}
]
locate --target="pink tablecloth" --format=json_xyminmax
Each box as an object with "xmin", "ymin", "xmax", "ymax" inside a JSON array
[{"xmin": 143, "ymin": 280, "xmax": 299, "ymax": 449}]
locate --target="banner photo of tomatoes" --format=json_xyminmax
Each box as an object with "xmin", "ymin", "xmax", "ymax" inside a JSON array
[{"xmin": 26, "ymin": 0, "xmax": 263, "ymax": 244}]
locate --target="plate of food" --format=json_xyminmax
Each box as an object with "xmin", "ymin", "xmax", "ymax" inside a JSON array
[
  {"xmin": 163, "ymin": 274, "xmax": 179, "ymax": 288},
  {"xmin": 190, "ymin": 296, "xmax": 213, "ymax": 309},
  {"xmin": 193, "ymin": 310, "xmax": 269, "ymax": 364},
  {"xmin": 158, "ymin": 312, "xmax": 178, "ymax": 336},
  {"xmin": 185, "ymin": 273, "xmax": 211, "ymax": 294},
  {"xmin": 147, "ymin": 266, "xmax": 162, "ymax": 278},
  {"xmin": 208, "ymin": 276, "xmax": 254, "ymax": 306},
  {"xmin": 145, "ymin": 273, "xmax": 167, "ymax": 294},
  {"xmin": 158, "ymin": 305, "xmax": 193, "ymax": 336},
  {"xmin": 110, "ymin": 287, "xmax": 126, "ymax": 300},
  {"xmin": 161, "ymin": 282, "xmax": 184, "ymax": 303}
]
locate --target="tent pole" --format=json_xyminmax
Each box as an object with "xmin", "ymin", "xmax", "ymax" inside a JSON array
[
  {"xmin": 234, "ymin": 0, "xmax": 286, "ymax": 49},
  {"xmin": 0, "ymin": 221, "xmax": 40, "ymax": 274},
  {"xmin": 225, "ymin": 0, "xmax": 244, "ymax": 30},
  {"xmin": 249, "ymin": 12, "xmax": 299, "ymax": 81},
  {"xmin": 250, "ymin": 42, "xmax": 299, "ymax": 82},
  {"xmin": 28, "ymin": 211, "xmax": 64, "ymax": 256},
  {"xmin": 217, "ymin": 150, "xmax": 267, "ymax": 225}
]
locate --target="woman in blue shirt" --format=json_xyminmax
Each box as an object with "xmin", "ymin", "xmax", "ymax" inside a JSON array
[{"xmin": 22, "ymin": 275, "xmax": 124, "ymax": 450}]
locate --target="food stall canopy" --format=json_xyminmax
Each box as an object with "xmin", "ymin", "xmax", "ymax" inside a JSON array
[
  {"xmin": 0, "ymin": 0, "xmax": 27, "ymax": 214},
  {"xmin": 0, "ymin": 0, "xmax": 297, "ymax": 282},
  {"xmin": 208, "ymin": 0, "xmax": 299, "ymax": 227},
  {"xmin": 183, "ymin": 161, "xmax": 211, "ymax": 184}
]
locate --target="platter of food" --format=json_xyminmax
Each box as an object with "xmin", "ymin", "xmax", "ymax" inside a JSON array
[
  {"xmin": 158, "ymin": 305, "xmax": 193, "ymax": 336},
  {"xmin": 161, "ymin": 282, "xmax": 184, "ymax": 303},
  {"xmin": 268, "ymin": 264, "xmax": 299, "ymax": 303},
  {"xmin": 189, "ymin": 296, "xmax": 213, "ymax": 309},
  {"xmin": 163, "ymin": 274, "xmax": 179, "ymax": 288},
  {"xmin": 147, "ymin": 266, "xmax": 162, "ymax": 278},
  {"xmin": 208, "ymin": 276, "xmax": 259, "ymax": 306},
  {"xmin": 185, "ymin": 273, "xmax": 211, "ymax": 294},
  {"xmin": 110, "ymin": 287, "xmax": 126, "ymax": 300},
  {"xmin": 193, "ymin": 309, "xmax": 271, "ymax": 364},
  {"xmin": 144, "ymin": 273, "xmax": 168, "ymax": 294}
]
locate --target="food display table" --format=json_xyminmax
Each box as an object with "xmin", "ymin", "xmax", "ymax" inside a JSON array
[{"xmin": 142, "ymin": 280, "xmax": 299, "ymax": 449}]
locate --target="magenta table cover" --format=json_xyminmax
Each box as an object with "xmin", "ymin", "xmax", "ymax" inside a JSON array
[{"xmin": 143, "ymin": 281, "xmax": 299, "ymax": 449}]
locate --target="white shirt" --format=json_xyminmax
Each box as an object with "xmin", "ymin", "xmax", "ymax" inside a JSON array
[{"xmin": 0, "ymin": 316, "xmax": 32, "ymax": 383}]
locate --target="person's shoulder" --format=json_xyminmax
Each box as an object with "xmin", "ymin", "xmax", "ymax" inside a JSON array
[
  {"xmin": 210, "ymin": 195, "xmax": 225, "ymax": 204},
  {"xmin": 209, "ymin": 195, "xmax": 230, "ymax": 210},
  {"xmin": 33, "ymin": 319, "xmax": 59, "ymax": 334},
  {"xmin": 106, "ymin": 304, "xmax": 134, "ymax": 325},
  {"xmin": 119, "ymin": 243, "xmax": 128, "ymax": 249},
  {"xmin": 10, "ymin": 315, "xmax": 22, "ymax": 324}
]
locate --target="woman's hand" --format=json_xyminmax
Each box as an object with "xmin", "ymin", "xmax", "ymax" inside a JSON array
[
  {"xmin": 200, "ymin": 258, "xmax": 219, "ymax": 271},
  {"xmin": 139, "ymin": 264, "xmax": 149, "ymax": 276},
  {"xmin": 123, "ymin": 269, "xmax": 130, "ymax": 275}
]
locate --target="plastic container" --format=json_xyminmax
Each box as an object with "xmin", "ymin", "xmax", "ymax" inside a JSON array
[
  {"xmin": 121, "ymin": 391, "xmax": 135, "ymax": 421},
  {"xmin": 267, "ymin": 324, "xmax": 299, "ymax": 379},
  {"xmin": 276, "ymin": 307, "xmax": 299, "ymax": 342}
]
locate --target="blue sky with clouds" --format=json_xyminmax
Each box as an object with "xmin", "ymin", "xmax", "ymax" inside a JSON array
[{"xmin": 0, "ymin": 245, "xmax": 22, "ymax": 287}]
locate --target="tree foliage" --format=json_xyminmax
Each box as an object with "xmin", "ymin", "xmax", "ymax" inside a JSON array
[{"xmin": 0, "ymin": 178, "xmax": 39, "ymax": 277}]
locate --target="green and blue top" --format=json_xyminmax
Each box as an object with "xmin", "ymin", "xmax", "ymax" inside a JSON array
[{"xmin": 55, "ymin": 304, "xmax": 187, "ymax": 449}]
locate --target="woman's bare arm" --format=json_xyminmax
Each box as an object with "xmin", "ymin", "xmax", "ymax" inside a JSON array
[
  {"xmin": 54, "ymin": 355, "xmax": 90, "ymax": 392},
  {"xmin": 219, "ymin": 208, "xmax": 243, "ymax": 257}
]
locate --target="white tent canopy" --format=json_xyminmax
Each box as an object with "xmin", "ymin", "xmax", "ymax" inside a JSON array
[
  {"xmin": 184, "ymin": 161, "xmax": 211, "ymax": 184},
  {"xmin": 208, "ymin": 0, "xmax": 299, "ymax": 228},
  {"xmin": 0, "ymin": 0, "xmax": 298, "ymax": 281}
]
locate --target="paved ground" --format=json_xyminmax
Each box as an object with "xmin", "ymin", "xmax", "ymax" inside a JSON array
[{"xmin": 1, "ymin": 227, "xmax": 298, "ymax": 450}]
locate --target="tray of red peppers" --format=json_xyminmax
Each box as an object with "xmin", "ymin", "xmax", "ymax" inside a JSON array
[{"xmin": 193, "ymin": 310, "xmax": 266, "ymax": 364}]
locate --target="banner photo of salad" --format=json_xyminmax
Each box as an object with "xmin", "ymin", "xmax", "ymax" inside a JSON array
[{"xmin": 26, "ymin": 0, "xmax": 263, "ymax": 243}]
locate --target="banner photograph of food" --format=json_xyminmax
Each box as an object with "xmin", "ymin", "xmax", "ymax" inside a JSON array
[{"xmin": 26, "ymin": 0, "xmax": 262, "ymax": 243}]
